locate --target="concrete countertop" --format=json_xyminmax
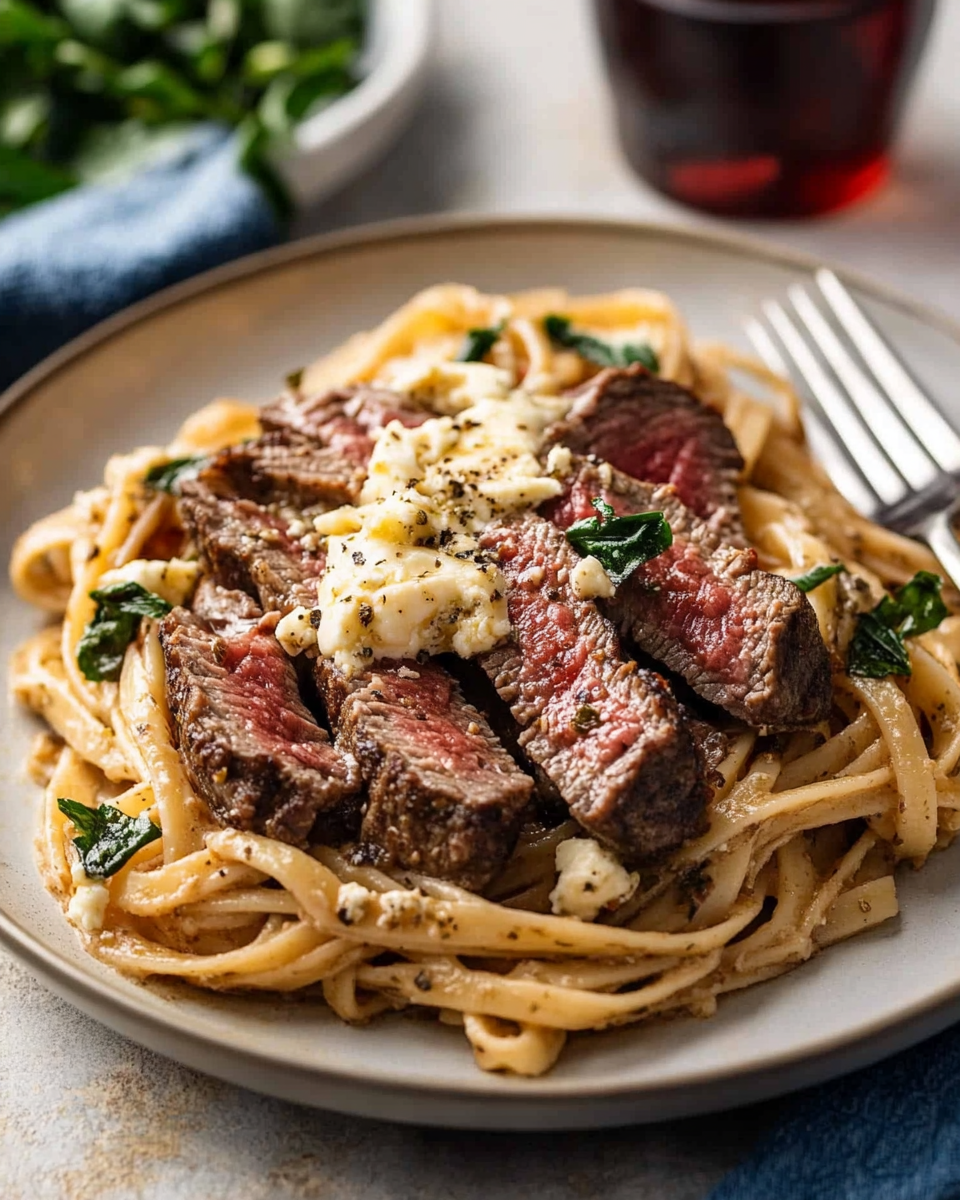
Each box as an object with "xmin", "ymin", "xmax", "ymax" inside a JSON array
[{"xmin": 4, "ymin": 2, "xmax": 959, "ymax": 1197}]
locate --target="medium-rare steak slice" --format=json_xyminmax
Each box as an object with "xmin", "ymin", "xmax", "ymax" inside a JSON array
[
  {"xmin": 478, "ymin": 513, "xmax": 708, "ymax": 863},
  {"xmin": 199, "ymin": 431, "xmax": 365, "ymax": 510},
  {"xmin": 546, "ymin": 460, "xmax": 832, "ymax": 729},
  {"xmin": 545, "ymin": 364, "xmax": 745, "ymax": 542},
  {"xmin": 261, "ymin": 384, "xmax": 429, "ymax": 467},
  {"xmin": 160, "ymin": 581, "xmax": 360, "ymax": 846},
  {"xmin": 181, "ymin": 490, "xmax": 534, "ymax": 887},
  {"xmin": 180, "ymin": 487, "xmax": 321, "ymax": 611},
  {"xmin": 328, "ymin": 661, "xmax": 534, "ymax": 890}
]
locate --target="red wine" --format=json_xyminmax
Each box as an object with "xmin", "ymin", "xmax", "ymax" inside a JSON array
[{"xmin": 593, "ymin": 0, "xmax": 937, "ymax": 217}]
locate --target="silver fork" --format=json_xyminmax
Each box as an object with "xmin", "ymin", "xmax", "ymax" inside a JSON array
[{"xmin": 744, "ymin": 269, "xmax": 960, "ymax": 590}]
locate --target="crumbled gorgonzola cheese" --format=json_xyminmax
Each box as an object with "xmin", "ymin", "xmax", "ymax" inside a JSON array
[
  {"xmin": 67, "ymin": 863, "xmax": 110, "ymax": 933},
  {"xmin": 377, "ymin": 888, "xmax": 429, "ymax": 930},
  {"xmin": 549, "ymin": 838, "xmax": 639, "ymax": 921},
  {"xmin": 545, "ymin": 445, "xmax": 572, "ymax": 478},
  {"xmin": 275, "ymin": 605, "xmax": 320, "ymax": 657},
  {"xmin": 336, "ymin": 881, "xmax": 372, "ymax": 926},
  {"xmin": 570, "ymin": 555, "xmax": 615, "ymax": 600}
]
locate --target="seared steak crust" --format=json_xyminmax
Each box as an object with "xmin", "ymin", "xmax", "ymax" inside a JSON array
[
  {"xmin": 199, "ymin": 431, "xmax": 365, "ymax": 510},
  {"xmin": 261, "ymin": 384, "xmax": 429, "ymax": 467},
  {"xmin": 478, "ymin": 513, "xmax": 707, "ymax": 863},
  {"xmin": 160, "ymin": 583, "xmax": 360, "ymax": 846},
  {"xmin": 180, "ymin": 488, "xmax": 533, "ymax": 887},
  {"xmin": 547, "ymin": 461, "xmax": 832, "ymax": 729},
  {"xmin": 547, "ymin": 364, "xmax": 745, "ymax": 542}
]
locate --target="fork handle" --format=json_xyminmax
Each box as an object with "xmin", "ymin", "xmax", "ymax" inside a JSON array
[{"xmin": 917, "ymin": 505, "xmax": 960, "ymax": 594}]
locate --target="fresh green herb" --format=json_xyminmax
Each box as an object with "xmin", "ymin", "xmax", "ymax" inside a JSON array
[
  {"xmin": 791, "ymin": 563, "xmax": 846, "ymax": 593},
  {"xmin": 0, "ymin": 0, "xmax": 366, "ymax": 218},
  {"xmin": 565, "ymin": 497, "xmax": 672, "ymax": 586},
  {"xmin": 77, "ymin": 581, "xmax": 172, "ymax": 682},
  {"xmin": 847, "ymin": 571, "xmax": 947, "ymax": 678},
  {"xmin": 57, "ymin": 797, "xmax": 161, "ymax": 879},
  {"xmin": 847, "ymin": 612, "xmax": 912, "ymax": 678},
  {"xmin": 571, "ymin": 703, "xmax": 602, "ymax": 734},
  {"xmin": 456, "ymin": 322, "xmax": 503, "ymax": 364},
  {"xmin": 144, "ymin": 455, "xmax": 205, "ymax": 494},
  {"xmin": 888, "ymin": 570, "xmax": 949, "ymax": 638},
  {"xmin": 543, "ymin": 315, "xmax": 659, "ymax": 373},
  {"xmin": 285, "ymin": 366, "xmax": 304, "ymax": 392}
]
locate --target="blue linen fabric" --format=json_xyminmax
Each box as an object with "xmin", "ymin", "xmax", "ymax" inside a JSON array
[
  {"xmin": 0, "ymin": 125, "xmax": 280, "ymax": 393},
  {"xmin": 710, "ymin": 1023, "xmax": 960, "ymax": 1200}
]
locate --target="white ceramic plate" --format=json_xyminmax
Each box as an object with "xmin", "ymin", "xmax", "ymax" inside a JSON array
[
  {"xmin": 3, "ymin": 216, "xmax": 960, "ymax": 1131},
  {"xmin": 274, "ymin": 0, "xmax": 435, "ymax": 206}
]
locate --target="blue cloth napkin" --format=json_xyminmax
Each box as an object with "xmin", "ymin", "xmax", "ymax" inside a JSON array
[
  {"xmin": 0, "ymin": 125, "xmax": 280, "ymax": 394},
  {"xmin": 710, "ymin": 1022, "xmax": 960, "ymax": 1199}
]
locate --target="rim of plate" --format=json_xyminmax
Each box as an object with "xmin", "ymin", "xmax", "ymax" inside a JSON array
[{"xmin": 4, "ymin": 212, "xmax": 960, "ymax": 1104}]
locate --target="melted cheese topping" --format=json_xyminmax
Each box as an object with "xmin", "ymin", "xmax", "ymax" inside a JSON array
[
  {"xmin": 376, "ymin": 358, "xmax": 512, "ymax": 414},
  {"xmin": 311, "ymin": 389, "xmax": 569, "ymax": 672}
]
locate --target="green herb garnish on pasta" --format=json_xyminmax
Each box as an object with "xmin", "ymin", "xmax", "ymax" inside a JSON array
[
  {"xmin": 544, "ymin": 315, "xmax": 659, "ymax": 373},
  {"xmin": 57, "ymin": 798, "xmax": 161, "ymax": 879},
  {"xmin": 847, "ymin": 571, "xmax": 947, "ymax": 678},
  {"xmin": 77, "ymin": 581, "xmax": 172, "ymax": 681},
  {"xmin": 564, "ymin": 498, "xmax": 672, "ymax": 586}
]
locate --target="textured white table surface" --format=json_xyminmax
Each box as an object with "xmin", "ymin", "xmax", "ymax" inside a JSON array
[{"xmin": 4, "ymin": 3, "xmax": 959, "ymax": 1198}]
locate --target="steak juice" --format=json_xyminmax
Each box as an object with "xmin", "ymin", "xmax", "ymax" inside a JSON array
[{"xmin": 593, "ymin": 0, "xmax": 937, "ymax": 217}]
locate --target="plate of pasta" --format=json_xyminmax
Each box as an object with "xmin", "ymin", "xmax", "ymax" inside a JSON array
[{"xmin": 4, "ymin": 216, "xmax": 960, "ymax": 1129}]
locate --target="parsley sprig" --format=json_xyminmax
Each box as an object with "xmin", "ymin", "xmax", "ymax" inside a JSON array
[{"xmin": 565, "ymin": 498, "xmax": 672, "ymax": 586}]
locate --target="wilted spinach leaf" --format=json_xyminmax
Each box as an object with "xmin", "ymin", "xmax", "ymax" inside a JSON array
[
  {"xmin": 57, "ymin": 797, "xmax": 161, "ymax": 878},
  {"xmin": 77, "ymin": 581, "xmax": 172, "ymax": 682},
  {"xmin": 565, "ymin": 498, "xmax": 672, "ymax": 586},
  {"xmin": 544, "ymin": 315, "xmax": 659, "ymax": 373}
]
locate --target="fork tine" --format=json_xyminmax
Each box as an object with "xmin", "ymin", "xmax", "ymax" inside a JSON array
[
  {"xmin": 762, "ymin": 300, "xmax": 908, "ymax": 508},
  {"xmin": 787, "ymin": 285, "xmax": 939, "ymax": 492},
  {"xmin": 816, "ymin": 269, "xmax": 960, "ymax": 473},
  {"xmin": 743, "ymin": 317, "xmax": 880, "ymax": 516}
]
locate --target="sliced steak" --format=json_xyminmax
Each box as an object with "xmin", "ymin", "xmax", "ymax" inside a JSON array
[
  {"xmin": 199, "ymin": 431, "xmax": 364, "ymax": 510},
  {"xmin": 160, "ymin": 582, "xmax": 360, "ymax": 846},
  {"xmin": 261, "ymin": 384, "xmax": 429, "ymax": 467},
  {"xmin": 546, "ymin": 460, "xmax": 832, "ymax": 729},
  {"xmin": 333, "ymin": 661, "xmax": 533, "ymax": 891},
  {"xmin": 180, "ymin": 486, "xmax": 321, "ymax": 611},
  {"xmin": 181, "ymin": 489, "xmax": 533, "ymax": 887},
  {"xmin": 478, "ymin": 513, "xmax": 708, "ymax": 863},
  {"xmin": 546, "ymin": 364, "xmax": 745, "ymax": 542}
]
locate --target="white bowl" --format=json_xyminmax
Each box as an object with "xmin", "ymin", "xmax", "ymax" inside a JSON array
[{"xmin": 273, "ymin": 0, "xmax": 435, "ymax": 208}]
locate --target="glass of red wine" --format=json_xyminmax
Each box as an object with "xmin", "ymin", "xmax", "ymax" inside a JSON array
[{"xmin": 593, "ymin": 0, "xmax": 938, "ymax": 218}]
